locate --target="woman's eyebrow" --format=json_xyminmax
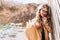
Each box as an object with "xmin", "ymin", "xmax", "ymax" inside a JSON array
[{"xmin": 42, "ymin": 10, "xmax": 48, "ymax": 12}]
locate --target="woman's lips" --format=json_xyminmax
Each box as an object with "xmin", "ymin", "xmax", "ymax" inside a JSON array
[{"xmin": 42, "ymin": 13, "xmax": 47, "ymax": 17}]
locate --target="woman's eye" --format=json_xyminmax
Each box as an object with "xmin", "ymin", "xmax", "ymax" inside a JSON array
[{"xmin": 42, "ymin": 10, "xmax": 48, "ymax": 12}]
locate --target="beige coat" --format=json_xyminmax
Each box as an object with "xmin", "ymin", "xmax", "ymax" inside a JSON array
[{"xmin": 26, "ymin": 21, "xmax": 52, "ymax": 40}]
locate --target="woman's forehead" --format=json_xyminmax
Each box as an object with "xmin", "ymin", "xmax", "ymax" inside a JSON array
[
  {"xmin": 43, "ymin": 5, "xmax": 49, "ymax": 9},
  {"xmin": 37, "ymin": 4, "xmax": 49, "ymax": 12}
]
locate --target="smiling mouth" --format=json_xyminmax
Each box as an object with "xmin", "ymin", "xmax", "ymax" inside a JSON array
[{"xmin": 41, "ymin": 13, "xmax": 47, "ymax": 17}]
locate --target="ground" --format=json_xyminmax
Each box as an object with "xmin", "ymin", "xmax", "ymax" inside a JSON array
[{"xmin": 0, "ymin": 25, "xmax": 27, "ymax": 40}]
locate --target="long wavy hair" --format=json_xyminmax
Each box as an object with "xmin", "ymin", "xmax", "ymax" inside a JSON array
[
  {"xmin": 36, "ymin": 4, "xmax": 51, "ymax": 22},
  {"xmin": 26, "ymin": 4, "xmax": 51, "ymax": 28}
]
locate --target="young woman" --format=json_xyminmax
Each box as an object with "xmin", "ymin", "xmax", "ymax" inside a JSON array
[{"xmin": 26, "ymin": 4, "xmax": 52, "ymax": 40}]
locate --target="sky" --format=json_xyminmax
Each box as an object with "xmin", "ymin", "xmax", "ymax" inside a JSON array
[{"xmin": 3, "ymin": 0, "xmax": 48, "ymax": 4}]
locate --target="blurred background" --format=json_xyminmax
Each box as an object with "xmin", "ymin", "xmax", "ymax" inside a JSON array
[{"xmin": 0, "ymin": 0, "xmax": 48, "ymax": 25}]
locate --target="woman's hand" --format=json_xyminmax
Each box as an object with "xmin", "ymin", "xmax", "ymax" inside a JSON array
[{"xmin": 42, "ymin": 17, "xmax": 48, "ymax": 24}]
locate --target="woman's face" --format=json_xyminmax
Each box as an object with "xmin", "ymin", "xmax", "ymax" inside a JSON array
[{"xmin": 40, "ymin": 5, "xmax": 48, "ymax": 17}]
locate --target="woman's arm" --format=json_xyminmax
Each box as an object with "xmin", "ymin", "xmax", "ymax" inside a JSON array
[{"xmin": 42, "ymin": 17, "xmax": 53, "ymax": 40}]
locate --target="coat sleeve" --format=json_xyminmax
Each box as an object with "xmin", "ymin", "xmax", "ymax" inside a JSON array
[{"xmin": 43, "ymin": 21, "xmax": 52, "ymax": 33}]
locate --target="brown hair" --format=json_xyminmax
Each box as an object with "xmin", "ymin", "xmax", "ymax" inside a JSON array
[
  {"xmin": 36, "ymin": 4, "xmax": 51, "ymax": 22},
  {"xmin": 26, "ymin": 4, "xmax": 51, "ymax": 28}
]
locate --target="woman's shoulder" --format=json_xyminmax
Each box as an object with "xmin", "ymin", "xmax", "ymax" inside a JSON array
[
  {"xmin": 26, "ymin": 26, "xmax": 36, "ymax": 34},
  {"xmin": 26, "ymin": 18, "xmax": 37, "ymax": 28}
]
